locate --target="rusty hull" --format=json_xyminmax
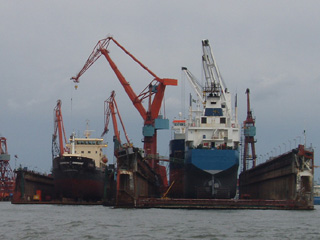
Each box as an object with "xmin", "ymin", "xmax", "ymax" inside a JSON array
[{"xmin": 116, "ymin": 147, "xmax": 160, "ymax": 207}]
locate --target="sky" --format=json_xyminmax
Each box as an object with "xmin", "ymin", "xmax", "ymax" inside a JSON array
[{"xmin": 1, "ymin": 1, "xmax": 319, "ymax": 180}]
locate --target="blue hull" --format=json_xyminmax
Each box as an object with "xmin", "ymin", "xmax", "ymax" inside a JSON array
[
  {"xmin": 185, "ymin": 148, "xmax": 239, "ymax": 199},
  {"xmin": 186, "ymin": 148, "xmax": 239, "ymax": 172},
  {"xmin": 169, "ymin": 139, "xmax": 239, "ymax": 199},
  {"xmin": 314, "ymin": 197, "xmax": 320, "ymax": 205}
]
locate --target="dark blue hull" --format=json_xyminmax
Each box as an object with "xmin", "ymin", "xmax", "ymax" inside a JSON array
[{"xmin": 169, "ymin": 139, "xmax": 239, "ymax": 199}]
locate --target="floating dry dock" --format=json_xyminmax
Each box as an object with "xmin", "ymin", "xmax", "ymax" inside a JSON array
[
  {"xmin": 239, "ymin": 145, "xmax": 314, "ymax": 208},
  {"xmin": 132, "ymin": 144, "xmax": 315, "ymax": 210},
  {"xmin": 11, "ymin": 145, "xmax": 314, "ymax": 210},
  {"xmin": 12, "ymin": 168, "xmax": 54, "ymax": 203}
]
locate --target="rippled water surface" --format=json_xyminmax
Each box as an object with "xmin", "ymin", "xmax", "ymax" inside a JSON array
[{"xmin": 1, "ymin": 202, "xmax": 319, "ymax": 239}]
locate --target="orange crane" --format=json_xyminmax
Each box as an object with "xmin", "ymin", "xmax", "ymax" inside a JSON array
[
  {"xmin": 0, "ymin": 137, "xmax": 14, "ymax": 200},
  {"xmin": 52, "ymin": 100, "xmax": 69, "ymax": 158},
  {"xmin": 71, "ymin": 37, "xmax": 177, "ymax": 173},
  {"xmin": 102, "ymin": 90, "xmax": 131, "ymax": 156},
  {"xmin": 242, "ymin": 88, "xmax": 257, "ymax": 171}
]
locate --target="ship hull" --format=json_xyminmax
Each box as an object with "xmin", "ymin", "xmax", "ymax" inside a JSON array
[
  {"xmin": 170, "ymin": 139, "xmax": 239, "ymax": 199},
  {"xmin": 53, "ymin": 156, "xmax": 105, "ymax": 201}
]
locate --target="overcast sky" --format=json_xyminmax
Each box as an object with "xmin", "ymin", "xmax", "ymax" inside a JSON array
[{"xmin": 1, "ymin": 1, "xmax": 319, "ymax": 180}]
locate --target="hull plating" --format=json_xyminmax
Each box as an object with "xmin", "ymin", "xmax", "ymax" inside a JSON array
[
  {"xmin": 185, "ymin": 149, "xmax": 239, "ymax": 199},
  {"xmin": 53, "ymin": 156, "xmax": 104, "ymax": 201},
  {"xmin": 170, "ymin": 139, "xmax": 239, "ymax": 199}
]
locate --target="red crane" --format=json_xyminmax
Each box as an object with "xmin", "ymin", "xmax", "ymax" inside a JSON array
[
  {"xmin": 242, "ymin": 88, "xmax": 257, "ymax": 171},
  {"xmin": 71, "ymin": 37, "xmax": 177, "ymax": 172},
  {"xmin": 102, "ymin": 90, "xmax": 131, "ymax": 156},
  {"xmin": 52, "ymin": 100, "xmax": 69, "ymax": 158},
  {"xmin": 0, "ymin": 137, "xmax": 15, "ymax": 200}
]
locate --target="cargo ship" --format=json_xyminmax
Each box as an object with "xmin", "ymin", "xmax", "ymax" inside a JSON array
[
  {"xmin": 53, "ymin": 129, "xmax": 108, "ymax": 201},
  {"xmin": 169, "ymin": 39, "xmax": 240, "ymax": 199}
]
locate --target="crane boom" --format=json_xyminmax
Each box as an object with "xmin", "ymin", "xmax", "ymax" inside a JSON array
[
  {"xmin": 99, "ymin": 47, "xmax": 147, "ymax": 120},
  {"xmin": 71, "ymin": 37, "xmax": 177, "ymax": 121},
  {"xmin": 201, "ymin": 39, "xmax": 227, "ymax": 94},
  {"xmin": 182, "ymin": 67, "xmax": 204, "ymax": 104}
]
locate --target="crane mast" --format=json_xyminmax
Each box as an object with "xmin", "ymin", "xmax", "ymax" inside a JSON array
[
  {"xmin": 52, "ymin": 100, "xmax": 68, "ymax": 158},
  {"xmin": 0, "ymin": 137, "xmax": 14, "ymax": 200},
  {"xmin": 201, "ymin": 40, "xmax": 227, "ymax": 96},
  {"xmin": 71, "ymin": 37, "xmax": 177, "ymax": 170},
  {"xmin": 242, "ymin": 88, "xmax": 257, "ymax": 171},
  {"xmin": 182, "ymin": 40, "xmax": 228, "ymax": 104},
  {"xmin": 102, "ymin": 91, "xmax": 131, "ymax": 156}
]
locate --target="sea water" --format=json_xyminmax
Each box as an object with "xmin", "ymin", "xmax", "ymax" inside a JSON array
[{"xmin": 1, "ymin": 202, "xmax": 319, "ymax": 240}]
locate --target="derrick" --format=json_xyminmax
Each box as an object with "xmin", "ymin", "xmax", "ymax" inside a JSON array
[
  {"xmin": 52, "ymin": 100, "xmax": 69, "ymax": 158},
  {"xmin": 102, "ymin": 90, "xmax": 131, "ymax": 156},
  {"xmin": 71, "ymin": 36, "xmax": 177, "ymax": 175}
]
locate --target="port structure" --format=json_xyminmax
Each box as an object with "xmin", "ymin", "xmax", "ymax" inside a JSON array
[
  {"xmin": 71, "ymin": 37, "xmax": 177, "ymax": 187},
  {"xmin": 52, "ymin": 100, "xmax": 69, "ymax": 159},
  {"xmin": 101, "ymin": 90, "xmax": 131, "ymax": 156},
  {"xmin": 0, "ymin": 137, "xmax": 15, "ymax": 200},
  {"xmin": 242, "ymin": 88, "xmax": 256, "ymax": 171}
]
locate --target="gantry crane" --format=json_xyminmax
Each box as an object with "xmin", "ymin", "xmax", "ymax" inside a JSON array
[
  {"xmin": 71, "ymin": 37, "xmax": 177, "ymax": 174},
  {"xmin": 52, "ymin": 100, "xmax": 69, "ymax": 159},
  {"xmin": 102, "ymin": 90, "xmax": 131, "ymax": 156},
  {"xmin": 242, "ymin": 88, "xmax": 257, "ymax": 171},
  {"xmin": 0, "ymin": 137, "xmax": 14, "ymax": 200}
]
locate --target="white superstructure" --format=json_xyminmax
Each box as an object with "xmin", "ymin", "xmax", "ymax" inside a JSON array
[
  {"xmin": 64, "ymin": 130, "xmax": 108, "ymax": 169},
  {"xmin": 175, "ymin": 39, "xmax": 240, "ymax": 151}
]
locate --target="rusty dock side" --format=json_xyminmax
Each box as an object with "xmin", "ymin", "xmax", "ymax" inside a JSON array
[
  {"xmin": 135, "ymin": 198, "xmax": 313, "ymax": 210},
  {"xmin": 11, "ymin": 168, "xmax": 110, "ymax": 205},
  {"xmin": 12, "ymin": 168, "xmax": 55, "ymax": 204},
  {"xmin": 238, "ymin": 144, "xmax": 314, "ymax": 209}
]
